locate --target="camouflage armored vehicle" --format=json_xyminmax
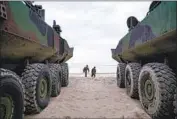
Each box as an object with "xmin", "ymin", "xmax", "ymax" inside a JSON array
[
  {"xmin": 111, "ymin": 1, "xmax": 176, "ymax": 119},
  {"xmin": 0, "ymin": 1, "xmax": 73, "ymax": 119}
]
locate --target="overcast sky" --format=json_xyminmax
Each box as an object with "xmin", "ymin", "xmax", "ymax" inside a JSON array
[{"xmin": 36, "ymin": 1, "xmax": 151, "ymax": 73}]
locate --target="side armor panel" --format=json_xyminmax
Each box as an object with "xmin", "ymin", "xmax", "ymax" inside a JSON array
[
  {"xmin": 0, "ymin": 1, "xmax": 60, "ymax": 51},
  {"xmin": 115, "ymin": 1, "xmax": 176, "ymax": 55}
]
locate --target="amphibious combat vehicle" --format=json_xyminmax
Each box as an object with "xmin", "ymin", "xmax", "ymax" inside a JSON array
[
  {"xmin": 111, "ymin": 1, "xmax": 176, "ymax": 119},
  {"xmin": 0, "ymin": 1, "xmax": 73, "ymax": 119}
]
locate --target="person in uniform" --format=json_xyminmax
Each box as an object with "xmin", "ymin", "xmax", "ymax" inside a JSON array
[
  {"xmin": 83, "ymin": 65, "xmax": 89, "ymax": 77},
  {"xmin": 91, "ymin": 66, "xmax": 96, "ymax": 78}
]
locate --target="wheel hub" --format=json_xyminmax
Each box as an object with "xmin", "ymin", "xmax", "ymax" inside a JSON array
[
  {"xmin": 145, "ymin": 79, "xmax": 154, "ymax": 101},
  {"xmin": 117, "ymin": 68, "xmax": 120, "ymax": 79},
  {"xmin": 57, "ymin": 80, "xmax": 60, "ymax": 92},
  {"xmin": 39, "ymin": 78, "xmax": 48, "ymax": 99},
  {"xmin": 140, "ymin": 71, "xmax": 157, "ymax": 114},
  {"xmin": 0, "ymin": 104, "xmax": 6, "ymax": 118},
  {"xmin": 0, "ymin": 95, "xmax": 14, "ymax": 119},
  {"xmin": 126, "ymin": 70, "xmax": 131, "ymax": 93},
  {"xmin": 126, "ymin": 71, "xmax": 131, "ymax": 85}
]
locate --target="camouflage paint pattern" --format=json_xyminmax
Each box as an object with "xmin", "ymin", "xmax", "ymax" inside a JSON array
[
  {"xmin": 0, "ymin": 1, "xmax": 73, "ymax": 63},
  {"xmin": 112, "ymin": 1, "xmax": 176, "ymax": 62}
]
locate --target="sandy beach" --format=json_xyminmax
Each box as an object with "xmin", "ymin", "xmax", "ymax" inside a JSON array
[{"xmin": 25, "ymin": 74, "xmax": 151, "ymax": 119}]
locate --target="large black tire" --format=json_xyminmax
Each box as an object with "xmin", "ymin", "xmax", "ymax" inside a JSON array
[
  {"xmin": 116, "ymin": 63, "xmax": 126, "ymax": 88},
  {"xmin": 61, "ymin": 63, "xmax": 69, "ymax": 87},
  {"xmin": 0, "ymin": 68, "xmax": 24, "ymax": 119},
  {"xmin": 49, "ymin": 64, "xmax": 62, "ymax": 97},
  {"xmin": 174, "ymin": 88, "xmax": 177, "ymax": 119},
  {"xmin": 138, "ymin": 63, "xmax": 176, "ymax": 119},
  {"xmin": 125, "ymin": 63, "xmax": 141, "ymax": 99},
  {"xmin": 22, "ymin": 63, "xmax": 52, "ymax": 115}
]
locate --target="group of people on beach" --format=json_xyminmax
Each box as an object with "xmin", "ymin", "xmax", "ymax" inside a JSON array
[{"xmin": 83, "ymin": 65, "xmax": 96, "ymax": 78}]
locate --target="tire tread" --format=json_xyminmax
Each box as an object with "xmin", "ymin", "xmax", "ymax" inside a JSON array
[
  {"xmin": 22, "ymin": 63, "xmax": 51, "ymax": 114},
  {"xmin": 49, "ymin": 64, "xmax": 61, "ymax": 97},
  {"xmin": 125, "ymin": 63, "xmax": 141, "ymax": 98},
  {"xmin": 61, "ymin": 63, "xmax": 69, "ymax": 87},
  {"xmin": 117, "ymin": 63, "xmax": 126, "ymax": 88},
  {"xmin": 139, "ymin": 63, "xmax": 176, "ymax": 119}
]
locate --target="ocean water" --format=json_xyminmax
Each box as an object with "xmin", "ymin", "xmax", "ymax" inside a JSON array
[{"xmin": 68, "ymin": 64, "xmax": 117, "ymax": 73}]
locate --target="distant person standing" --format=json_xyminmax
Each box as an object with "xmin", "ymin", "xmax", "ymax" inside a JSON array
[
  {"xmin": 83, "ymin": 65, "xmax": 89, "ymax": 77},
  {"xmin": 91, "ymin": 66, "xmax": 96, "ymax": 78}
]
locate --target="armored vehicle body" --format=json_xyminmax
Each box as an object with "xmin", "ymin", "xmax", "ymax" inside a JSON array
[
  {"xmin": 0, "ymin": 1, "xmax": 73, "ymax": 119},
  {"xmin": 111, "ymin": 1, "xmax": 176, "ymax": 119}
]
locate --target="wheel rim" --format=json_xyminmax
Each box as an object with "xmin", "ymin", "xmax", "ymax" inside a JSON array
[
  {"xmin": 66, "ymin": 69, "xmax": 69, "ymax": 84},
  {"xmin": 57, "ymin": 83, "xmax": 60, "ymax": 92},
  {"xmin": 39, "ymin": 78, "xmax": 48, "ymax": 99},
  {"xmin": 0, "ymin": 95, "xmax": 14, "ymax": 119},
  {"xmin": 145, "ymin": 79, "xmax": 154, "ymax": 100},
  {"xmin": 117, "ymin": 68, "xmax": 120, "ymax": 79},
  {"xmin": 57, "ymin": 79, "xmax": 60, "ymax": 93},
  {"xmin": 117, "ymin": 68, "xmax": 120, "ymax": 85},
  {"xmin": 126, "ymin": 70, "xmax": 131, "ymax": 93},
  {"xmin": 67, "ymin": 68, "xmax": 69, "ymax": 80},
  {"xmin": 140, "ymin": 71, "xmax": 156, "ymax": 114}
]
